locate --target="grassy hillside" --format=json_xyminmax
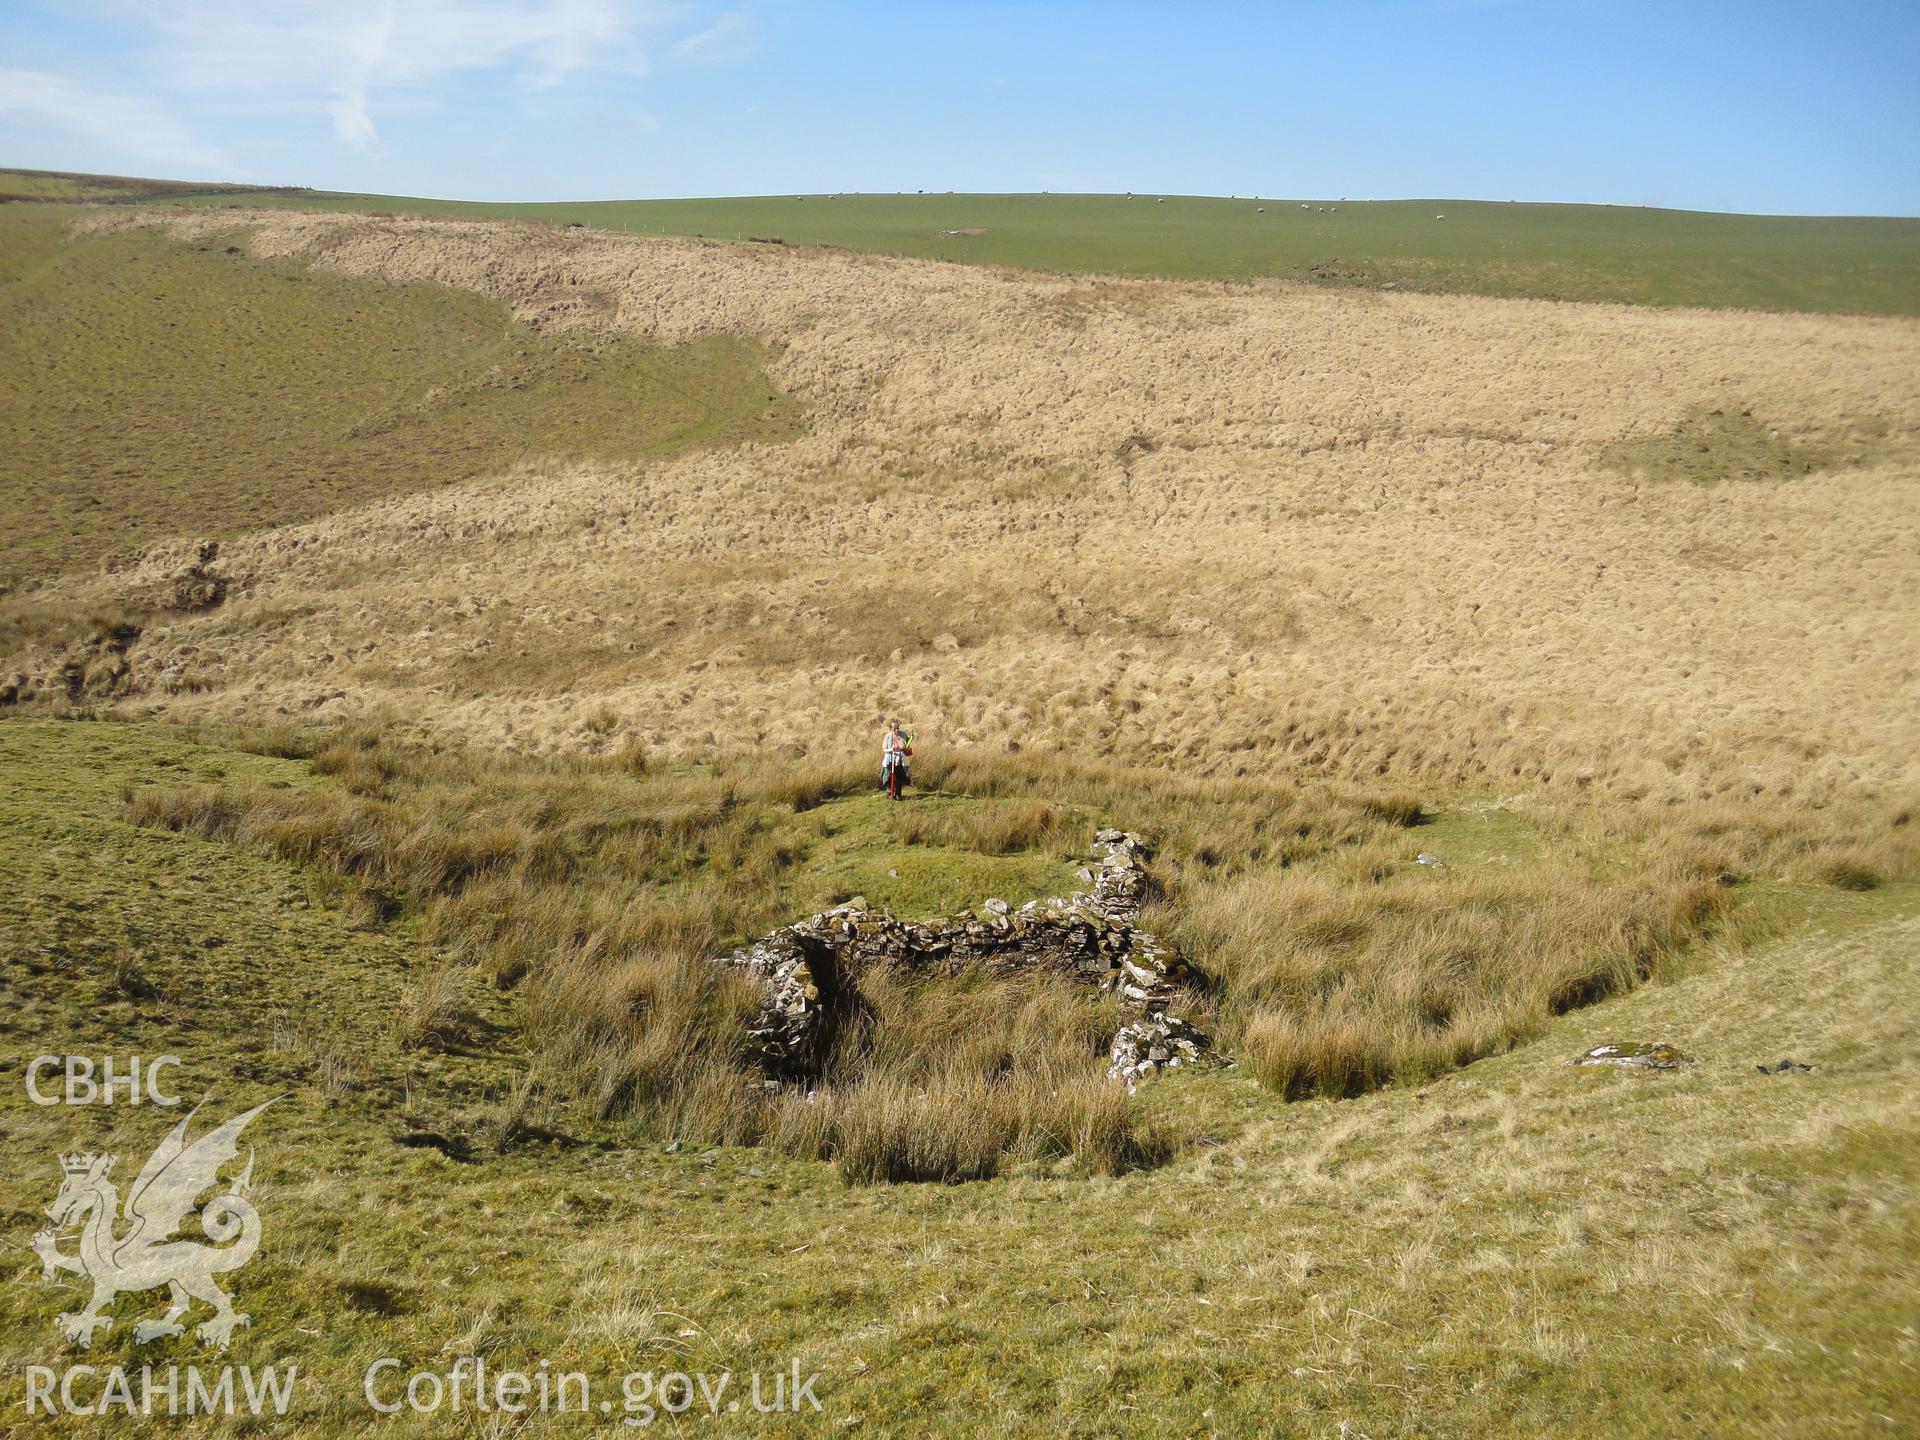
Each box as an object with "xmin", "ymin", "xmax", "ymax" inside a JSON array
[
  {"xmin": 2, "ymin": 717, "xmax": 1915, "ymax": 1435},
  {"xmin": 0, "ymin": 207, "xmax": 799, "ymax": 582},
  {"xmin": 0, "ymin": 168, "xmax": 293, "ymax": 204},
  {"xmin": 160, "ymin": 187, "xmax": 1920, "ymax": 316},
  {"xmin": 1, "ymin": 191, "xmax": 1915, "ymax": 1436},
  {"xmin": 20, "ymin": 206, "xmax": 1914, "ymax": 809},
  {"xmin": 9, "ymin": 166, "xmax": 1917, "ymax": 313}
]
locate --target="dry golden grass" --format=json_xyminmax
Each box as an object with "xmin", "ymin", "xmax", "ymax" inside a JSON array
[
  {"xmin": 8, "ymin": 205, "xmax": 1915, "ymax": 816},
  {"xmin": 124, "ymin": 723, "xmax": 1895, "ymax": 1181},
  {"xmin": 126, "ymin": 730, "xmax": 1185, "ymax": 1181},
  {"xmin": 1168, "ymin": 858, "xmax": 1727, "ymax": 1097},
  {"xmin": 6, "ymin": 710, "xmax": 1913, "ymax": 1432},
  {"xmin": 13, "ymin": 210, "xmax": 1920, "ymax": 1185}
]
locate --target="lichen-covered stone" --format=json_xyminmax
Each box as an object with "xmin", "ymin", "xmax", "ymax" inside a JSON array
[
  {"xmin": 1109, "ymin": 1013, "xmax": 1211, "ymax": 1090},
  {"xmin": 1570, "ymin": 1041, "xmax": 1692, "ymax": 1070}
]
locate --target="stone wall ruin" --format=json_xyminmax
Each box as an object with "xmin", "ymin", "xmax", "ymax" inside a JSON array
[{"xmin": 717, "ymin": 829, "xmax": 1211, "ymax": 1088}]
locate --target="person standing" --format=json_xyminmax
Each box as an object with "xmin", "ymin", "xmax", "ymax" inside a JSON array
[{"xmin": 881, "ymin": 718, "xmax": 913, "ymax": 800}]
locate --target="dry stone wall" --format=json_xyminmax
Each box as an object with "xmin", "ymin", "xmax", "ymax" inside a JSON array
[{"xmin": 718, "ymin": 830, "xmax": 1210, "ymax": 1087}]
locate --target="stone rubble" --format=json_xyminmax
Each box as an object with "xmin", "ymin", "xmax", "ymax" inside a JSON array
[
  {"xmin": 716, "ymin": 828, "xmax": 1211, "ymax": 1087},
  {"xmin": 1108, "ymin": 1013, "xmax": 1211, "ymax": 1089}
]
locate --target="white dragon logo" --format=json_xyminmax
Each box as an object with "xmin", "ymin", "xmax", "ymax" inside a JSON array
[{"xmin": 33, "ymin": 1101, "xmax": 272, "ymax": 1349}]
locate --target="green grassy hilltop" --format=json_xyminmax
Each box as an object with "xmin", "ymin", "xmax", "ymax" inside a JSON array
[
  {"xmin": 174, "ymin": 188, "xmax": 1920, "ymax": 315},
  {"xmin": 8, "ymin": 166, "xmax": 1917, "ymax": 314}
]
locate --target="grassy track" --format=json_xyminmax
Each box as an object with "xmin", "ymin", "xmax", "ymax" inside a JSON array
[
  {"xmin": 154, "ymin": 187, "xmax": 1920, "ymax": 316},
  {"xmin": 0, "ymin": 207, "xmax": 799, "ymax": 582}
]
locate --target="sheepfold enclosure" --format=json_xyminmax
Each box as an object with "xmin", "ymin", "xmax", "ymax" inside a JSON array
[{"xmin": 126, "ymin": 724, "xmax": 1913, "ymax": 1182}]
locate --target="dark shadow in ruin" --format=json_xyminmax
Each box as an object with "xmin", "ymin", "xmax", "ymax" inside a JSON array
[{"xmin": 720, "ymin": 830, "xmax": 1213, "ymax": 1089}]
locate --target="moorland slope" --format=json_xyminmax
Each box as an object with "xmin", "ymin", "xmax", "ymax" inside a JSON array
[
  {"xmin": 3, "ymin": 204, "xmax": 1917, "ymax": 1438},
  {"xmin": 10, "ymin": 206, "xmax": 1918, "ymax": 810}
]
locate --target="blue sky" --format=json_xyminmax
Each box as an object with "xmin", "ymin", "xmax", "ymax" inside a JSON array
[{"xmin": 2, "ymin": 1, "xmax": 1916, "ymax": 214}]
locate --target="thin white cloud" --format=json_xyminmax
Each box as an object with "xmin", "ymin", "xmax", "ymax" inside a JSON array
[
  {"xmin": 125, "ymin": 0, "xmax": 668, "ymax": 147},
  {"xmin": 0, "ymin": 67, "xmax": 235, "ymax": 174},
  {"xmin": 671, "ymin": 10, "xmax": 759, "ymax": 64},
  {"xmin": 3, "ymin": 2, "xmax": 760, "ymax": 174}
]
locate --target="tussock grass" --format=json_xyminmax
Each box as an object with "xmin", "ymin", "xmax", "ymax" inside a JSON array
[
  {"xmin": 117, "ymin": 722, "xmax": 1893, "ymax": 1166},
  {"xmin": 0, "ymin": 600, "xmax": 144, "ymax": 659},
  {"xmin": 26, "ymin": 210, "xmax": 1912, "ymax": 1187},
  {"xmin": 10, "ymin": 210, "xmax": 1918, "ymax": 815},
  {"xmin": 794, "ymin": 967, "xmax": 1166, "ymax": 1182},
  {"xmin": 393, "ymin": 960, "xmax": 467, "ymax": 1051},
  {"xmin": 1816, "ymin": 855, "xmax": 1883, "ymax": 892},
  {"xmin": 812, "ymin": 1072, "xmax": 1153, "ymax": 1185},
  {"xmin": 128, "ymin": 727, "xmax": 1175, "ymax": 1180},
  {"xmin": 1599, "ymin": 404, "xmax": 1891, "ymax": 484},
  {"xmin": 1168, "ymin": 861, "xmax": 1731, "ymax": 1098},
  {"xmin": 7, "ymin": 716, "xmax": 1917, "ymax": 1434}
]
